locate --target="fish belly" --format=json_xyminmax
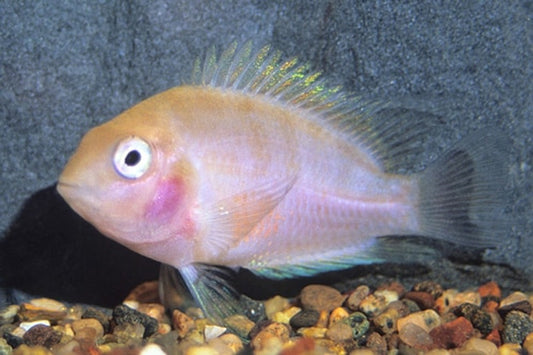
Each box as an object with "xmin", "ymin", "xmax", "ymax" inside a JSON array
[{"xmin": 223, "ymin": 174, "xmax": 419, "ymax": 271}]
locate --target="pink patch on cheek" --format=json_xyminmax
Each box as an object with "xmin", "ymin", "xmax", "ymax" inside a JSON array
[{"xmin": 145, "ymin": 178, "xmax": 185, "ymax": 224}]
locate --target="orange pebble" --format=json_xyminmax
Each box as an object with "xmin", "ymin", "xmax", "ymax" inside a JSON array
[
  {"xmin": 478, "ymin": 281, "xmax": 501, "ymax": 299},
  {"xmin": 483, "ymin": 300, "xmax": 499, "ymax": 313},
  {"xmin": 485, "ymin": 328, "xmax": 502, "ymax": 347}
]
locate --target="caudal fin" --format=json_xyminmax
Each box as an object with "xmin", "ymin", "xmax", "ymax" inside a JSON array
[{"xmin": 418, "ymin": 128, "xmax": 510, "ymax": 248}]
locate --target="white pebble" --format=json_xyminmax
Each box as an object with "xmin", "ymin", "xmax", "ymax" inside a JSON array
[
  {"xmin": 204, "ymin": 324, "xmax": 227, "ymax": 341},
  {"xmin": 140, "ymin": 343, "xmax": 166, "ymax": 355},
  {"xmin": 19, "ymin": 319, "xmax": 51, "ymax": 331}
]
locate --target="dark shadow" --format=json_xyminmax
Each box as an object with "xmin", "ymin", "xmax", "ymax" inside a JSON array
[{"xmin": 0, "ymin": 184, "xmax": 159, "ymax": 307}]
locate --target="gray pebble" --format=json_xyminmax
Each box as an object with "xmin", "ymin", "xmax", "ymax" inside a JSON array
[{"xmin": 502, "ymin": 310, "xmax": 533, "ymax": 344}]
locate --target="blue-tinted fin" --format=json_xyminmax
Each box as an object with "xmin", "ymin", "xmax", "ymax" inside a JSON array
[
  {"xmin": 199, "ymin": 175, "xmax": 296, "ymax": 260},
  {"xmin": 417, "ymin": 128, "xmax": 510, "ymax": 248},
  {"xmin": 179, "ymin": 263, "xmax": 242, "ymax": 325},
  {"xmin": 250, "ymin": 237, "xmax": 439, "ymax": 280}
]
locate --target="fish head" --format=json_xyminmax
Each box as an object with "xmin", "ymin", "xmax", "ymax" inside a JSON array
[{"xmin": 57, "ymin": 107, "xmax": 197, "ymax": 266}]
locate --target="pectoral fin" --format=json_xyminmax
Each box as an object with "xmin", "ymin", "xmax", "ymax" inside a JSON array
[{"xmin": 199, "ymin": 175, "xmax": 297, "ymax": 259}]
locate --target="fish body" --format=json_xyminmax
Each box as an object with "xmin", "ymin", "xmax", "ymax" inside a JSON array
[{"xmin": 57, "ymin": 43, "xmax": 508, "ymax": 321}]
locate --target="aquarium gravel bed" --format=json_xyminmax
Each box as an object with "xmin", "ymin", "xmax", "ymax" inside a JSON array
[{"xmin": 0, "ymin": 280, "xmax": 532, "ymax": 355}]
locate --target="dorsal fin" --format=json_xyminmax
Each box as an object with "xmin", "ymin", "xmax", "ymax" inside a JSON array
[{"xmin": 189, "ymin": 42, "xmax": 431, "ymax": 172}]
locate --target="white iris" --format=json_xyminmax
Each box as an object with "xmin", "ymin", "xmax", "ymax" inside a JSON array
[{"xmin": 113, "ymin": 137, "xmax": 152, "ymax": 179}]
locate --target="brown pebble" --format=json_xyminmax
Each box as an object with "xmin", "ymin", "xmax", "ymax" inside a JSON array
[
  {"xmin": 373, "ymin": 307, "xmax": 400, "ymax": 334},
  {"xmin": 264, "ymin": 295, "xmax": 290, "ymax": 319},
  {"xmin": 345, "ymin": 285, "xmax": 370, "ymax": 311},
  {"xmin": 326, "ymin": 322, "xmax": 353, "ymax": 342},
  {"xmin": 300, "ymin": 285, "xmax": 346, "ymax": 313},
  {"xmin": 172, "ymin": 309, "xmax": 195, "ymax": 338},
  {"xmin": 499, "ymin": 291, "xmax": 532, "ymax": 316},
  {"xmin": 124, "ymin": 280, "xmax": 160, "ymax": 303},
  {"xmin": 484, "ymin": 328, "xmax": 501, "ymax": 347},
  {"xmin": 13, "ymin": 344, "xmax": 53, "ymax": 355},
  {"xmin": 18, "ymin": 299, "xmax": 68, "ymax": 322},
  {"xmin": 250, "ymin": 322, "xmax": 290, "ymax": 351},
  {"xmin": 137, "ymin": 303, "xmax": 166, "ymax": 323},
  {"xmin": 429, "ymin": 317, "xmax": 474, "ymax": 349},
  {"xmin": 461, "ymin": 337, "xmax": 498, "ymax": 355},
  {"xmin": 478, "ymin": 281, "xmax": 501, "ymax": 299},
  {"xmin": 404, "ymin": 291, "xmax": 435, "ymax": 310},
  {"xmin": 328, "ymin": 307, "xmax": 349, "ymax": 326},
  {"xmin": 71, "ymin": 318, "xmax": 104, "ymax": 340},
  {"xmin": 366, "ymin": 332, "xmax": 387, "ymax": 355},
  {"xmin": 359, "ymin": 293, "xmax": 388, "ymax": 317},
  {"xmin": 279, "ymin": 336, "xmax": 315, "ymax": 355},
  {"xmin": 112, "ymin": 322, "xmax": 145, "ymax": 344},
  {"xmin": 377, "ymin": 281, "xmax": 406, "ymax": 297},
  {"xmin": 398, "ymin": 322, "xmax": 434, "ymax": 350},
  {"xmin": 22, "ymin": 324, "xmax": 62, "ymax": 348},
  {"xmin": 412, "ymin": 281, "xmax": 443, "ymax": 299}
]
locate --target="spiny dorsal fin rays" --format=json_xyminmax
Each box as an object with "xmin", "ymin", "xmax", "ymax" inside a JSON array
[{"xmin": 190, "ymin": 42, "xmax": 429, "ymax": 173}]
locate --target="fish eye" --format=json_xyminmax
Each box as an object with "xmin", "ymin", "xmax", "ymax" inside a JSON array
[{"xmin": 113, "ymin": 137, "xmax": 152, "ymax": 179}]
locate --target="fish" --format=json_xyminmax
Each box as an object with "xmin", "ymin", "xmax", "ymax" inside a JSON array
[{"xmin": 57, "ymin": 42, "xmax": 508, "ymax": 323}]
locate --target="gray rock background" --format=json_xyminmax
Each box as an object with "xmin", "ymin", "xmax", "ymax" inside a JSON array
[{"xmin": 1, "ymin": 1, "xmax": 531, "ymax": 306}]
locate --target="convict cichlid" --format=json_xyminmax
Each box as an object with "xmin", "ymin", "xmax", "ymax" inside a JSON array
[{"xmin": 57, "ymin": 42, "xmax": 508, "ymax": 323}]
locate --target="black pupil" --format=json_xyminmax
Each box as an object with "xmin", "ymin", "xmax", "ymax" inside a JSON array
[{"xmin": 125, "ymin": 150, "xmax": 141, "ymax": 166}]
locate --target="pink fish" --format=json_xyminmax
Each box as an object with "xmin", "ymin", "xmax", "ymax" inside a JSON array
[{"xmin": 57, "ymin": 42, "xmax": 508, "ymax": 322}]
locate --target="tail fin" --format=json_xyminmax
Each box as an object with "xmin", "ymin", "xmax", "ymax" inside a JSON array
[{"xmin": 418, "ymin": 128, "xmax": 510, "ymax": 248}]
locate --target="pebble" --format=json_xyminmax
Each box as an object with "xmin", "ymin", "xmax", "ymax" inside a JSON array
[
  {"xmin": 0, "ymin": 305, "xmax": 19, "ymax": 326},
  {"xmin": 326, "ymin": 321, "xmax": 353, "ymax": 342},
  {"xmin": 22, "ymin": 324, "xmax": 61, "ymax": 348},
  {"xmin": 397, "ymin": 309, "xmax": 441, "ymax": 333},
  {"xmin": 478, "ymin": 281, "xmax": 501, "ymax": 300},
  {"xmin": 296, "ymin": 326, "xmax": 327, "ymax": 339},
  {"xmin": 224, "ymin": 314, "xmax": 255, "ymax": 339},
  {"xmin": 204, "ymin": 325, "xmax": 227, "ymax": 341},
  {"xmin": 18, "ymin": 299, "xmax": 67, "ymax": 322},
  {"xmin": 289, "ymin": 309, "xmax": 320, "ymax": 329},
  {"xmin": 358, "ymin": 293, "xmax": 388, "ymax": 317},
  {"xmin": 453, "ymin": 302, "xmax": 493, "ymax": 335},
  {"xmin": 113, "ymin": 304, "xmax": 158, "ymax": 337},
  {"xmin": 398, "ymin": 321, "xmax": 434, "ymax": 350},
  {"xmin": 497, "ymin": 343, "xmax": 522, "ymax": 354},
  {"xmin": 404, "ymin": 291, "xmax": 435, "ymax": 310},
  {"xmin": 412, "ymin": 280, "xmax": 443, "ymax": 299},
  {"xmin": 217, "ymin": 333, "xmax": 244, "ymax": 353},
  {"xmin": 328, "ymin": 307, "xmax": 349, "ymax": 326},
  {"xmin": 124, "ymin": 281, "xmax": 160, "ymax": 303},
  {"xmin": 342, "ymin": 312, "xmax": 369, "ymax": 339},
  {"xmin": 523, "ymin": 332, "xmax": 533, "ymax": 354},
  {"xmin": 12, "ymin": 344, "xmax": 52, "ymax": 355},
  {"xmin": 250, "ymin": 322, "xmax": 290, "ymax": 352},
  {"xmin": 140, "ymin": 343, "xmax": 166, "ymax": 355},
  {"xmin": 460, "ymin": 337, "xmax": 498, "ymax": 355},
  {"xmin": 171, "ymin": 309, "xmax": 195, "ymax": 338},
  {"xmin": 300, "ymin": 285, "xmax": 346, "ymax": 313},
  {"xmin": 373, "ymin": 304, "xmax": 402, "ymax": 334},
  {"xmin": 501, "ymin": 310, "xmax": 533, "ymax": 344},
  {"xmin": 18, "ymin": 320, "xmax": 51, "ymax": 332},
  {"xmin": 345, "ymin": 285, "xmax": 370, "ymax": 311},
  {"xmin": 365, "ymin": 332, "xmax": 387, "ymax": 355},
  {"xmin": 271, "ymin": 306, "xmax": 301, "ymax": 324},
  {"xmin": 264, "ymin": 295, "xmax": 290, "ymax": 319},
  {"xmin": 2, "ymin": 280, "xmax": 532, "ymax": 354},
  {"xmin": 81, "ymin": 307, "xmax": 110, "ymax": 333},
  {"xmin": 429, "ymin": 316, "xmax": 474, "ymax": 349},
  {"xmin": 498, "ymin": 291, "xmax": 532, "ymax": 316},
  {"xmin": 71, "ymin": 318, "xmax": 104, "ymax": 342}
]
